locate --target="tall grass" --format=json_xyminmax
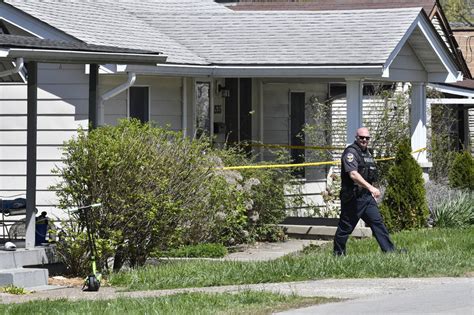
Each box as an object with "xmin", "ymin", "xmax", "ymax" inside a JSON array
[
  {"xmin": 109, "ymin": 227, "xmax": 474, "ymax": 291},
  {"xmin": 431, "ymin": 190, "xmax": 474, "ymax": 227}
]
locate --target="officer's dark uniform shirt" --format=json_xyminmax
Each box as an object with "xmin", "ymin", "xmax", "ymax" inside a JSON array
[{"xmin": 340, "ymin": 142, "xmax": 377, "ymax": 201}]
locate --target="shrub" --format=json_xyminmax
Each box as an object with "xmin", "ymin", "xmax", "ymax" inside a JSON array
[
  {"xmin": 428, "ymin": 102, "xmax": 459, "ymax": 184},
  {"xmin": 52, "ymin": 120, "xmax": 293, "ymax": 275},
  {"xmin": 213, "ymin": 145, "xmax": 295, "ymax": 242},
  {"xmin": 431, "ymin": 190, "xmax": 474, "ymax": 228},
  {"xmin": 448, "ymin": 150, "xmax": 474, "ymax": 190},
  {"xmin": 154, "ymin": 243, "xmax": 228, "ymax": 258},
  {"xmin": 380, "ymin": 138, "xmax": 429, "ymax": 231},
  {"xmin": 53, "ymin": 119, "xmax": 251, "ymax": 272},
  {"xmin": 365, "ymin": 86, "xmax": 410, "ymax": 185}
]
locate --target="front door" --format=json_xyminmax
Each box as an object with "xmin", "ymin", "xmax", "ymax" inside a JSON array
[
  {"xmin": 290, "ymin": 91, "xmax": 305, "ymax": 177},
  {"xmin": 224, "ymin": 78, "xmax": 252, "ymax": 147}
]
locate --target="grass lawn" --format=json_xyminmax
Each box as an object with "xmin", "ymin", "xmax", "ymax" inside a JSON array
[
  {"xmin": 109, "ymin": 227, "xmax": 474, "ymax": 291},
  {"xmin": 0, "ymin": 291, "xmax": 337, "ymax": 315}
]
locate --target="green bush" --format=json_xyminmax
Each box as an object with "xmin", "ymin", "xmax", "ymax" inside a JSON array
[
  {"xmin": 428, "ymin": 103, "xmax": 459, "ymax": 184},
  {"xmin": 448, "ymin": 150, "xmax": 474, "ymax": 190},
  {"xmin": 380, "ymin": 138, "xmax": 429, "ymax": 231},
  {"xmin": 53, "ymin": 120, "xmax": 251, "ymax": 272},
  {"xmin": 432, "ymin": 190, "xmax": 474, "ymax": 228},
  {"xmin": 213, "ymin": 145, "xmax": 294, "ymax": 242},
  {"xmin": 52, "ymin": 120, "xmax": 292, "ymax": 275},
  {"xmin": 154, "ymin": 243, "xmax": 228, "ymax": 258}
]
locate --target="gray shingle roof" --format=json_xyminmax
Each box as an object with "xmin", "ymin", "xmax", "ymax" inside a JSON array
[
  {"xmin": 4, "ymin": 0, "xmax": 423, "ymax": 66},
  {"xmin": 5, "ymin": 0, "xmax": 208, "ymax": 64},
  {"xmin": 135, "ymin": 8, "xmax": 420, "ymax": 65}
]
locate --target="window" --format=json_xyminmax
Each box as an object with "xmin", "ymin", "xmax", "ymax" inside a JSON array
[{"xmin": 129, "ymin": 86, "xmax": 149, "ymax": 123}]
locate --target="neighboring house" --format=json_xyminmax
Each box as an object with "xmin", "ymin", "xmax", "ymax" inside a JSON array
[
  {"xmin": 449, "ymin": 24, "xmax": 474, "ymax": 153},
  {"xmin": 0, "ymin": 0, "xmax": 464, "ymax": 224},
  {"xmin": 452, "ymin": 26, "xmax": 474, "ymax": 75}
]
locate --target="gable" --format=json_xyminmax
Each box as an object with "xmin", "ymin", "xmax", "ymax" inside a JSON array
[
  {"xmin": 383, "ymin": 14, "xmax": 462, "ymax": 83},
  {"xmin": 392, "ymin": 43, "xmax": 425, "ymax": 71}
]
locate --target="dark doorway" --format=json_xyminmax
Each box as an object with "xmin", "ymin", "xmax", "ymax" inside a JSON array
[
  {"xmin": 129, "ymin": 86, "xmax": 149, "ymax": 123},
  {"xmin": 290, "ymin": 91, "xmax": 305, "ymax": 177},
  {"xmin": 224, "ymin": 78, "xmax": 252, "ymax": 147}
]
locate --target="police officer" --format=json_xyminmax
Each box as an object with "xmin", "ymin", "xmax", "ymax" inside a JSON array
[{"xmin": 334, "ymin": 127, "xmax": 395, "ymax": 256}]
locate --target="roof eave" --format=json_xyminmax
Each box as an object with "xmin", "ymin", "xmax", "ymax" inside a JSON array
[
  {"xmin": 122, "ymin": 63, "xmax": 385, "ymax": 78},
  {"xmin": 2, "ymin": 48, "xmax": 167, "ymax": 65}
]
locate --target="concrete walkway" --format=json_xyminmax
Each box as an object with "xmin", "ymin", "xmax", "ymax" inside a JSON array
[
  {"xmin": 224, "ymin": 239, "xmax": 327, "ymax": 261},
  {"xmin": 276, "ymin": 278, "xmax": 474, "ymax": 315}
]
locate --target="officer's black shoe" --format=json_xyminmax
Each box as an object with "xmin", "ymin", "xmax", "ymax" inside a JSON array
[{"xmin": 333, "ymin": 251, "xmax": 346, "ymax": 257}]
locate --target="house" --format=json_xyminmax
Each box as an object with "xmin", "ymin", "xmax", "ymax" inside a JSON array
[
  {"xmin": 226, "ymin": 0, "xmax": 474, "ymax": 150},
  {"xmin": 0, "ymin": 34, "xmax": 165, "ymax": 287},
  {"xmin": 0, "ymin": 0, "xmax": 465, "ymax": 242}
]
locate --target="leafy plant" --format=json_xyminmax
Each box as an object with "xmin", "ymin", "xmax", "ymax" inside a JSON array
[
  {"xmin": 448, "ymin": 150, "xmax": 474, "ymax": 190},
  {"xmin": 253, "ymin": 225, "xmax": 287, "ymax": 242},
  {"xmin": 214, "ymin": 144, "xmax": 296, "ymax": 242},
  {"xmin": 428, "ymin": 101, "xmax": 459, "ymax": 184},
  {"xmin": 380, "ymin": 138, "xmax": 429, "ymax": 231},
  {"xmin": 364, "ymin": 84, "xmax": 410, "ymax": 185},
  {"xmin": 432, "ymin": 190, "xmax": 474, "ymax": 228},
  {"xmin": 1, "ymin": 285, "xmax": 29, "ymax": 295}
]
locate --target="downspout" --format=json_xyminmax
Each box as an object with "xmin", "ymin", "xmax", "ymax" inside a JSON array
[
  {"xmin": 99, "ymin": 72, "xmax": 136, "ymax": 125},
  {"xmin": 0, "ymin": 57, "xmax": 24, "ymax": 78}
]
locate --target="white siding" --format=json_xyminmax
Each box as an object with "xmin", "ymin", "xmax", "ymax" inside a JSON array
[
  {"xmin": 100, "ymin": 75, "xmax": 183, "ymax": 130},
  {"xmin": 388, "ymin": 42, "xmax": 427, "ymax": 81},
  {"xmin": 261, "ymin": 81, "xmax": 329, "ymax": 216},
  {"xmin": 0, "ymin": 63, "xmax": 89, "ymax": 219},
  {"xmin": 262, "ymin": 81, "xmax": 327, "ymax": 160},
  {"xmin": 1, "ymin": 70, "xmax": 187, "ymax": 219}
]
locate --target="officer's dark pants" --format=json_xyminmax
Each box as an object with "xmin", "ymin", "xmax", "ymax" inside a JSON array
[{"xmin": 334, "ymin": 192, "xmax": 394, "ymax": 255}]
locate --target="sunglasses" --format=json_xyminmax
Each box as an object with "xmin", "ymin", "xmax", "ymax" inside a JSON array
[{"xmin": 357, "ymin": 136, "xmax": 371, "ymax": 141}]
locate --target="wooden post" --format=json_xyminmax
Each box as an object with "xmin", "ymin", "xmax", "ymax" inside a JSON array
[
  {"xmin": 25, "ymin": 61, "xmax": 37, "ymax": 249},
  {"xmin": 89, "ymin": 64, "xmax": 99, "ymax": 130}
]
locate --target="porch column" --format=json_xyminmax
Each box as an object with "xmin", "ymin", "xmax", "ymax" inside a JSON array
[
  {"xmin": 88, "ymin": 64, "xmax": 99, "ymax": 130},
  {"xmin": 259, "ymin": 80, "xmax": 264, "ymax": 161},
  {"xmin": 410, "ymin": 82, "xmax": 428, "ymax": 164},
  {"xmin": 345, "ymin": 79, "xmax": 363, "ymax": 144},
  {"xmin": 182, "ymin": 77, "xmax": 187, "ymax": 137},
  {"xmin": 25, "ymin": 61, "xmax": 38, "ymax": 249}
]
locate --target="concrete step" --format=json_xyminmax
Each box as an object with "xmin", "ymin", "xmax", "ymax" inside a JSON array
[
  {"xmin": 0, "ymin": 268, "xmax": 48, "ymax": 288},
  {"xmin": 280, "ymin": 224, "xmax": 372, "ymax": 239},
  {"xmin": 0, "ymin": 246, "xmax": 59, "ymax": 269}
]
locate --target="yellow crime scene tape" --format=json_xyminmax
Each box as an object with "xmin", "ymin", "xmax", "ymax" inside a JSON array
[{"xmin": 219, "ymin": 146, "xmax": 427, "ymax": 171}]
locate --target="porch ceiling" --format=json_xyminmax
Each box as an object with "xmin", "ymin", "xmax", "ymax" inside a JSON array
[{"xmin": 408, "ymin": 27, "xmax": 446, "ymax": 73}]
